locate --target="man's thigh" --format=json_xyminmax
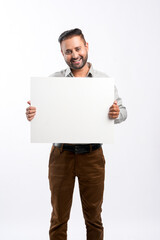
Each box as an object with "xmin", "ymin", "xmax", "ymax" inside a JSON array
[{"xmin": 77, "ymin": 147, "xmax": 105, "ymax": 216}]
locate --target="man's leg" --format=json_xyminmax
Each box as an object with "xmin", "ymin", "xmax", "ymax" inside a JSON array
[
  {"xmin": 48, "ymin": 146, "xmax": 75, "ymax": 240},
  {"xmin": 77, "ymin": 146, "xmax": 105, "ymax": 240}
]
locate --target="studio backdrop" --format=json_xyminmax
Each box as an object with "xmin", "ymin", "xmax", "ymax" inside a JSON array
[{"xmin": 0, "ymin": 0, "xmax": 160, "ymax": 239}]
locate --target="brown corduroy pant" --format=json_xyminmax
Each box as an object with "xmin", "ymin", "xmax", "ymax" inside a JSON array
[{"xmin": 48, "ymin": 144, "xmax": 105, "ymax": 240}]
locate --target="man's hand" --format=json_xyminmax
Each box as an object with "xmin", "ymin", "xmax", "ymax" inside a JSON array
[
  {"xmin": 26, "ymin": 101, "xmax": 36, "ymax": 121},
  {"xmin": 108, "ymin": 100, "xmax": 120, "ymax": 119}
]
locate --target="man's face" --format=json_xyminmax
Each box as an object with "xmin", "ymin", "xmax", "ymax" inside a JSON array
[{"xmin": 60, "ymin": 35, "xmax": 88, "ymax": 70}]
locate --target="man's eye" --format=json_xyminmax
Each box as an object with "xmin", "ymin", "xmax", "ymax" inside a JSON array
[
  {"xmin": 66, "ymin": 50, "xmax": 72, "ymax": 54},
  {"xmin": 76, "ymin": 48, "xmax": 81, "ymax": 51}
]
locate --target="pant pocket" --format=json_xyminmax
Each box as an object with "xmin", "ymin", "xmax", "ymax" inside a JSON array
[
  {"xmin": 101, "ymin": 154, "xmax": 106, "ymax": 165},
  {"xmin": 48, "ymin": 147, "xmax": 56, "ymax": 167},
  {"xmin": 99, "ymin": 147, "xmax": 105, "ymax": 165}
]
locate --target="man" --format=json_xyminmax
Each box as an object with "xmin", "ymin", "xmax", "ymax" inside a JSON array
[{"xmin": 26, "ymin": 28, "xmax": 127, "ymax": 240}]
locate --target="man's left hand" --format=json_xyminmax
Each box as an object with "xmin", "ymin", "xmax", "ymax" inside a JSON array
[{"xmin": 108, "ymin": 100, "xmax": 120, "ymax": 119}]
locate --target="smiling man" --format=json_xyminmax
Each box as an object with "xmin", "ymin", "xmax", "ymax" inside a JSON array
[
  {"xmin": 26, "ymin": 28, "xmax": 127, "ymax": 240},
  {"xmin": 60, "ymin": 32, "xmax": 89, "ymax": 75}
]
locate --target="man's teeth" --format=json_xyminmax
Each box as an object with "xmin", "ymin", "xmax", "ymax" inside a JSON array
[{"xmin": 72, "ymin": 58, "xmax": 81, "ymax": 62}]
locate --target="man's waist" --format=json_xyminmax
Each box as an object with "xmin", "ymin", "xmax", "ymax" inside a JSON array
[
  {"xmin": 54, "ymin": 143, "xmax": 102, "ymax": 146},
  {"xmin": 53, "ymin": 143, "xmax": 102, "ymax": 154}
]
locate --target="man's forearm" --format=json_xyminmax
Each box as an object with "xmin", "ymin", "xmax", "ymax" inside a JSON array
[{"xmin": 114, "ymin": 85, "xmax": 127, "ymax": 124}]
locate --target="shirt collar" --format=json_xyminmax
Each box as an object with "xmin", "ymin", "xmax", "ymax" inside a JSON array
[{"xmin": 65, "ymin": 62, "xmax": 94, "ymax": 77}]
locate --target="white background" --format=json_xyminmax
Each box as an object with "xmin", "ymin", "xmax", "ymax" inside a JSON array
[{"xmin": 0, "ymin": 0, "xmax": 160, "ymax": 239}]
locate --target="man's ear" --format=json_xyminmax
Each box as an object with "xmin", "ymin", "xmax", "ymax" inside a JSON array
[
  {"xmin": 85, "ymin": 42, "xmax": 89, "ymax": 51},
  {"xmin": 61, "ymin": 49, "xmax": 64, "ymax": 56}
]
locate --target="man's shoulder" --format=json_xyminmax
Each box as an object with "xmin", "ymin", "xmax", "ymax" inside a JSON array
[
  {"xmin": 48, "ymin": 69, "xmax": 66, "ymax": 77},
  {"xmin": 93, "ymin": 69, "xmax": 110, "ymax": 78}
]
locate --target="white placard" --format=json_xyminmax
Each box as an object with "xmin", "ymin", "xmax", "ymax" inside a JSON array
[{"xmin": 30, "ymin": 77, "xmax": 114, "ymax": 143}]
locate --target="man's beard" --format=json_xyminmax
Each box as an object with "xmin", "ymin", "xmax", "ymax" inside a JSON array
[{"xmin": 66, "ymin": 53, "xmax": 88, "ymax": 70}]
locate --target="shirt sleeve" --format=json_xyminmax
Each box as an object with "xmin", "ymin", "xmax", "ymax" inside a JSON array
[{"xmin": 114, "ymin": 85, "xmax": 127, "ymax": 124}]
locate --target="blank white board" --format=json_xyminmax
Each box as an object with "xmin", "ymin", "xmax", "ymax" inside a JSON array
[{"xmin": 30, "ymin": 77, "xmax": 114, "ymax": 143}]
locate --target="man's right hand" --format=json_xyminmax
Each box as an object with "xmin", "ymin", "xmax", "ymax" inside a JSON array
[{"xmin": 26, "ymin": 101, "xmax": 36, "ymax": 121}]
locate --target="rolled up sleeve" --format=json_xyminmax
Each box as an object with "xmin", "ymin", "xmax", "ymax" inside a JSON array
[{"xmin": 114, "ymin": 85, "xmax": 127, "ymax": 124}]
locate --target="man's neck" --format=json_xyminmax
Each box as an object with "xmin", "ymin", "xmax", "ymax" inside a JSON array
[{"xmin": 71, "ymin": 62, "xmax": 90, "ymax": 77}]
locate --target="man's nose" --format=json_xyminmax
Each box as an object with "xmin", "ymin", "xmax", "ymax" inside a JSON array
[{"xmin": 72, "ymin": 51, "xmax": 79, "ymax": 59}]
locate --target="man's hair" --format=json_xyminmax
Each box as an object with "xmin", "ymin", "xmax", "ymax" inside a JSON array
[{"xmin": 58, "ymin": 28, "xmax": 86, "ymax": 45}]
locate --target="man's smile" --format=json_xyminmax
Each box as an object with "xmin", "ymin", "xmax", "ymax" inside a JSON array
[{"xmin": 71, "ymin": 57, "xmax": 82, "ymax": 64}]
